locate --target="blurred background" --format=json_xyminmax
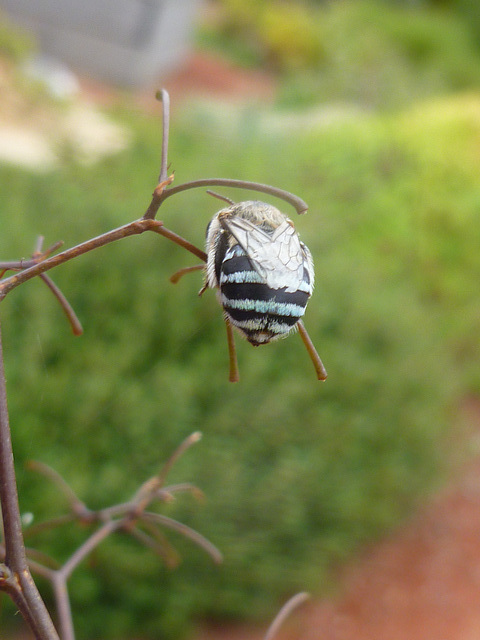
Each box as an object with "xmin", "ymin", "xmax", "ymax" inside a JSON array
[{"xmin": 1, "ymin": 1, "xmax": 480, "ymax": 639}]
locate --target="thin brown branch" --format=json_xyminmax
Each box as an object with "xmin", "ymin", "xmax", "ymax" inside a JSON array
[
  {"xmin": 142, "ymin": 512, "xmax": 223, "ymax": 564},
  {"xmin": 23, "ymin": 514, "xmax": 78, "ymax": 539},
  {"xmin": 142, "ymin": 173, "xmax": 175, "ymax": 220},
  {"xmin": 51, "ymin": 572, "xmax": 75, "ymax": 640},
  {"xmin": 169, "ymin": 263, "xmax": 204, "ymax": 284},
  {"xmin": 225, "ymin": 318, "xmax": 240, "ymax": 383},
  {"xmin": 0, "ymin": 563, "xmax": 45, "ymax": 640},
  {"xmin": 160, "ymin": 431, "xmax": 203, "ymax": 485},
  {"xmin": 264, "ymin": 592, "xmax": 310, "ymax": 640},
  {"xmin": 156, "ymin": 89, "xmax": 170, "ymax": 184},
  {"xmin": 27, "ymin": 461, "xmax": 89, "ymax": 517},
  {"xmin": 148, "ymin": 221, "xmax": 207, "ymax": 262},
  {"xmin": 0, "ymin": 217, "xmax": 208, "ymax": 301},
  {"xmin": 0, "ymin": 241, "xmax": 65, "ymax": 274},
  {"xmin": 39, "ymin": 275, "xmax": 84, "ymax": 335},
  {"xmin": 59, "ymin": 519, "xmax": 120, "ymax": 582},
  {"xmin": 129, "ymin": 523, "xmax": 180, "ymax": 568},
  {"xmin": 297, "ymin": 320, "xmax": 327, "ymax": 381},
  {"xmin": 156, "ymin": 178, "xmax": 309, "ymax": 216},
  {"xmin": 0, "ymin": 323, "xmax": 27, "ymax": 570},
  {"xmin": 0, "ymin": 319, "xmax": 60, "ymax": 639},
  {"xmin": 157, "ymin": 482, "xmax": 205, "ymax": 501},
  {"xmin": 206, "ymin": 190, "xmax": 235, "ymax": 205}
]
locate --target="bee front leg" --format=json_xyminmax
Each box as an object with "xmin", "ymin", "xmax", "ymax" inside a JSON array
[
  {"xmin": 225, "ymin": 317, "xmax": 240, "ymax": 383},
  {"xmin": 297, "ymin": 320, "xmax": 327, "ymax": 381}
]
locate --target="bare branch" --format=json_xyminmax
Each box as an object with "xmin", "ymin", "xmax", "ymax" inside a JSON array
[
  {"xmin": 129, "ymin": 522, "xmax": 180, "ymax": 568},
  {"xmin": 156, "ymin": 89, "xmax": 170, "ymax": 184},
  {"xmin": 23, "ymin": 514, "xmax": 78, "ymax": 539},
  {"xmin": 51, "ymin": 572, "xmax": 75, "ymax": 640},
  {"xmin": 225, "ymin": 318, "xmax": 240, "ymax": 383},
  {"xmin": 39, "ymin": 275, "xmax": 84, "ymax": 335},
  {"xmin": 27, "ymin": 461, "xmax": 89, "ymax": 517},
  {"xmin": 0, "ymin": 219, "xmax": 156, "ymax": 300},
  {"xmin": 169, "ymin": 263, "xmax": 204, "ymax": 284},
  {"xmin": 156, "ymin": 178, "xmax": 309, "ymax": 216},
  {"xmin": 206, "ymin": 190, "xmax": 235, "ymax": 205},
  {"xmin": 158, "ymin": 483, "xmax": 205, "ymax": 501},
  {"xmin": 264, "ymin": 592, "xmax": 310, "ymax": 640},
  {"xmin": 59, "ymin": 519, "xmax": 120, "ymax": 581},
  {"xmin": 142, "ymin": 512, "xmax": 223, "ymax": 565},
  {"xmin": 0, "ymin": 320, "xmax": 60, "ymax": 640},
  {"xmin": 0, "ymin": 563, "xmax": 46, "ymax": 640},
  {"xmin": 154, "ymin": 431, "xmax": 203, "ymax": 490},
  {"xmin": 148, "ymin": 222, "xmax": 207, "ymax": 262},
  {"xmin": 297, "ymin": 321, "xmax": 327, "ymax": 381}
]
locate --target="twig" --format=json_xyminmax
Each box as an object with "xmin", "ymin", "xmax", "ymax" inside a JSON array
[
  {"xmin": 297, "ymin": 321, "xmax": 327, "ymax": 381},
  {"xmin": 0, "ymin": 319, "xmax": 60, "ymax": 640},
  {"xmin": 169, "ymin": 263, "xmax": 204, "ymax": 284},
  {"xmin": 129, "ymin": 522, "xmax": 180, "ymax": 568},
  {"xmin": 225, "ymin": 318, "xmax": 240, "ymax": 383},
  {"xmin": 142, "ymin": 512, "xmax": 223, "ymax": 564},
  {"xmin": 156, "ymin": 89, "xmax": 170, "ymax": 184},
  {"xmin": 0, "ymin": 563, "xmax": 45, "ymax": 640},
  {"xmin": 39, "ymin": 275, "xmax": 83, "ymax": 335},
  {"xmin": 155, "ymin": 431, "xmax": 202, "ymax": 489},
  {"xmin": 264, "ymin": 592, "xmax": 310, "ymax": 640},
  {"xmin": 27, "ymin": 461, "xmax": 88, "ymax": 516},
  {"xmin": 136, "ymin": 431, "xmax": 203, "ymax": 503},
  {"xmin": 206, "ymin": 190, "xmax": 235, "ymax": 205},
  {"xmin": 152, "ymin": 178, "xmax": 309, "ymax": 216}
]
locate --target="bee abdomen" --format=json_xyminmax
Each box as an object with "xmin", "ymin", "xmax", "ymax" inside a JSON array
[{"xmin": 219, "ymin": 251, "xmax": 310, "ymax": 345}]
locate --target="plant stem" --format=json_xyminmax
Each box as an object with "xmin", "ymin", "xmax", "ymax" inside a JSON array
[
  {"xmin": 157, "ymin": 178, "xmax": 309, "ymax": 215},
  {"xmin": 0, "ymin": 317, "xmax": 60, "ymax": 640}
]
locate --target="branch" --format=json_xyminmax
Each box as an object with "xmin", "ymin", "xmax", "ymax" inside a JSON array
[
  {"xmin": 0, "ymin": 320, "xmax": 60, "ymax": 640},
  {"xmin": 156, "ymin": 89, "xmax": 170, "ymax": 184},
  {"xmin": 142, "ymin": 512, "xmax": 223, "ymax": 565},
  {"xmin": 264, "ymin": 592, "xmax": 310, "ymax": 640},
  {"xmin": 146, "ymin": 178, "xmax": 309, "ymax": 219},
  {"xmin": 39, "ymin": 274, "xmax": 83, "ymax": 336}
]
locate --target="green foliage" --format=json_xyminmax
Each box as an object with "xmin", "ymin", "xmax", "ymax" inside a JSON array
[
  {"xmin": 202, "ymin": 0, "xmax": 480, "ymax": 109},
  {"xmin": 1, "ymin": 93, "xmax": 479, "ymax": 637}
]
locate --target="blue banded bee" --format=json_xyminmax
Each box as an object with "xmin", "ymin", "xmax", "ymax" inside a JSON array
[
  {"xmin": 205, "ymin": 201, "xmax": 314, "ymax": 346},
  {"xmin": 170, "ymin": 197, "xmax": 327, "ymax": 382},
  {"xmin": 203, "ymin": 200, "xmax": 327, "ymax": 382}
]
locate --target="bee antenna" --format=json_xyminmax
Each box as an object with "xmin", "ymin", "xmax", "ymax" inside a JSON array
[{"xmin": 206, "ymin": 190, "xmax": 235, "ymax": 206}]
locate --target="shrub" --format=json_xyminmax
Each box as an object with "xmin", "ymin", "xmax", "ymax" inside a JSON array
[{"xmin": 1, "ymin": 93, "xmax": 479, "ymax": 637}]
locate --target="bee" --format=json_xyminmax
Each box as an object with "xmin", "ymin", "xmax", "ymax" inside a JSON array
[
  {"xmin": 171, "ymin": 197, "xmax": 327, "ymax": 382},
  {"xmin": 204, "ymin": 200, "xmax": 314, "ymax": 346}
]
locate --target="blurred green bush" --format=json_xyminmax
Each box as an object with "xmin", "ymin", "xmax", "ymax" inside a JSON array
[
  {"xmin": 1, "ymin": 91, "xmax": 479, "ymax": 637},
  {"xmin": 200, "ymin": 0, "xmax": 480, "ymax": 109}
]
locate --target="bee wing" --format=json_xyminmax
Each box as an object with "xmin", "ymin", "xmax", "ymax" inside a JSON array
[{"xmin": 222, "ymin": 216, "xmax": 305, "ymax": 292}]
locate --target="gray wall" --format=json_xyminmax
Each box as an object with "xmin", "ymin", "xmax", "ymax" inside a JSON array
[{"xmin": 0, "ymin": 0, "xmax": 202, "ymax": 86}]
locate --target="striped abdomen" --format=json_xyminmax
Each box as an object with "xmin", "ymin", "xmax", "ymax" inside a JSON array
[{"xmin": 219, "ymin": 243, "xmax": 312, "ymax": 345}]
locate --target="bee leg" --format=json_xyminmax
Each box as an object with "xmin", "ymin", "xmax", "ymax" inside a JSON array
[
  {"xmin": 225, "ymin": 318, "xmax": 240, "ymax": 383},
  {"xmin": 297, "ymin": 320, "xmax": 327, "ymax": 381},
  {"xmin": 169, "ymin": 264, "xmax": 204, "ymax": 284}
]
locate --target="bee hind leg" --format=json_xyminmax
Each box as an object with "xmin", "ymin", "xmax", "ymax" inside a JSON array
[
  {"xmin": 225, "ymin": 318, "xmax": 240, "ymax": 383},
  {"xmin": 297, "ymin": 320, "xmax": 327, "ymax": 381},
  {"xmin": 169, "ymin": 264, "xmax": 204, "ymax": 284}
]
